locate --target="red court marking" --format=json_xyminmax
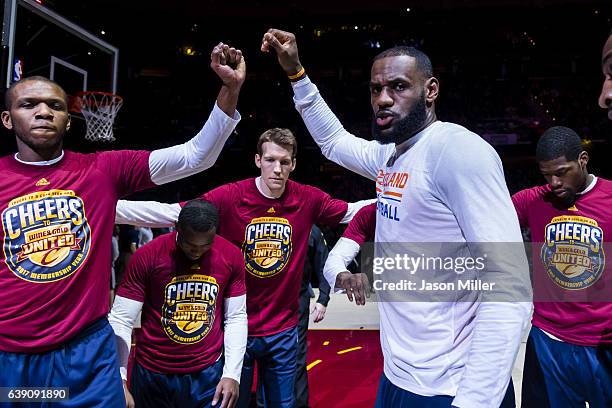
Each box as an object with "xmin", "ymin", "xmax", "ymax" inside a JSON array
[{"xmin": 307, "ymin": 329, "xmax": 382, "ymax": 408}]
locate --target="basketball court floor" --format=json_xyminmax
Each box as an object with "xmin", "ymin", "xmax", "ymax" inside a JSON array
[{"xmin": 303, "ymin": 290, "xmax": 529, "ymax": 408}]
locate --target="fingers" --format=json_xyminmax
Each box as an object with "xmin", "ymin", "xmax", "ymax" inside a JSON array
[
  {"xmin": 262, "ymin": 28, "xmax": 287, "ymax": 52},
  {"xmin": 211, "ymin": 42, "xmax": 243, "ymax": 67},
  {"xmin": 363, "ymin": 274, "xmax": 372, "ymax": 299},
  {"xmin": 212, "ymin": 382, "xmax": 223, "ymax": 406},
  {"xmin": 350, "ymin": 274, "xmax": 370, "ymax": 305}
]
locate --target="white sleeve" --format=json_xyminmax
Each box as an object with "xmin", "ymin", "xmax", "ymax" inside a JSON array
[
  {"xmin": 222, "ymin": 295, "xmax": 248, "ymax": 382},
  {"xmin": 115, "ymin": 200, "xmax": 180, "ymax": 227},
  {"xmin": 148, "ymin": 103, "xmax": 240, "ymax": 185},
  {"xmin": 341, "ymin": 198, "xmax": 377, "ymax": 224},
  {"xmin": 291, "ymin": 77, "xmax": 393, "ymax": 181},
  {"xmin": 433, "ymin": 134, "xmax": 532, "ymax": 408},
  {"xmin": 323, "ymin": 237, "xmax": 361, "ymax": 291},
  {"xmin": 108, "ymin": 296, "xmax": 143, "ymax": 381}
]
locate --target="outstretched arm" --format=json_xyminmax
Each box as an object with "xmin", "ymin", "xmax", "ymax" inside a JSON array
[
  {"xmin": 115, "ymin": 200, "xmax": 180, "ymax": 227},
  {"xmin": 262, "ymin": 29, "xmax": 392, "ymax": 180},
  {"xmin": 148, "ymin": 43, "xmax": 246, "ymax": 185}
]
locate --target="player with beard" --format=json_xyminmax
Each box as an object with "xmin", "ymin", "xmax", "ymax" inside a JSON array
[
  {"xmin": 261, "ymin": 29, "xmax": 531, "ymax": 408},
  {"xmin": 600, "ymin": 29, "xmax": 612, "ymax": 120},
  {"xmin": 512, "ymin": 126, "xmax": 612, "ymax": 407}
]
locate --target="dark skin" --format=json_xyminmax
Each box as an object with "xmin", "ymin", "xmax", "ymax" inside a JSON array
[
  {"xmin": 370, "ymin": 55, "xmax": 438, "ymax": 144},
  {"xmin": 539, "ymin": 151, "xmax": 593, "ymax": 208},
  {"xmin": 261, "ymin": 28, "xmax": 439, "ymax": 303},
  {"xmin": 2, "ymin": 43, "xmax": 244, "ymax": 164},
  {"xmin": 1, "ymin": 79, "xmax": 70, "ymax": 162}
]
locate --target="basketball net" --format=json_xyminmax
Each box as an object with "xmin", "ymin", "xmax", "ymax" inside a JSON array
[{"xmin": 76, "ymin": 92, "xmax": 123, "ymax": 142}]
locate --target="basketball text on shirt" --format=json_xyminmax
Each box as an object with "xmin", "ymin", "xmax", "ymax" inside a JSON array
[{"xmin": 376, "ymin": 170, "xmax": 409, "ymax": 222}]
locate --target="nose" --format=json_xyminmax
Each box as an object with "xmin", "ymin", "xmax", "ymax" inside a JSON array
[
  {"xmin": 550, "ymin": 176, "xmax": 563, "ymax": 189},
  {"xmin": 599, "ymin": 78, "xmax": 612, "ymax": 110},
  {"xmin": 273, "ymin": 161, "xmax": 282, "ymax": 174},
  {"xmin": 35, "ymin": 103, "xmax": 54, "ymax": 119},
  {"xmin": 375, "ymin": 87, "xmax": 394, "ymax": 108}
]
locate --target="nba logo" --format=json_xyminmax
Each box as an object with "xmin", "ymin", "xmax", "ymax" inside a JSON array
[{"xmin": 13, "ymin": 58, "xmax": 22, "ymax": 82}]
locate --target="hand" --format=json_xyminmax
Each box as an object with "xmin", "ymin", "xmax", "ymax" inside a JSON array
[
  {"xmin": 123, "ymin": 381, "xmax": 135, "ymax": 408},
  {"xmin": 212, "ymin": 377, "xmax": 239, "ymax": 408},
  {"xmin": 310, "ymin": 302, "xmax": 327, "ymax": 323},
  {"xmin": 261, "ymin": 28, "xmax": 303, "ymax": 76},
  {"xmin": 335, "ymin": 272, "xmax": 371, "ymax": 305},
  {"xmin": 210, "ymin": 43, "xmax": 246, "ymax": 90}
]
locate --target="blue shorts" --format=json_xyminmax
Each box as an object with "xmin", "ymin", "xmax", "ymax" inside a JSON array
[
  {"xmin": 0, "ymin": 318, "xmax": 125, "ymax": 408},
  {"xmin": 374, "ymin": 373, "xmax": 515, "ymax": 408},
  {"xmin": 522, "ymin": 326, "xmax": 612, "ymax": 408},
  {"xmin": 237, "ymin": 326, "xmax": 298, "ymax": 408},
  {"xmin": 130, "ymin": 358, "xmax": 223, "ymax": 408}
]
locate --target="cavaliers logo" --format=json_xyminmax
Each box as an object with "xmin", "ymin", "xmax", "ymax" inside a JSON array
[
  {"xmin": 242, "ymin": 217, "xmax": 292, "ymax": 278},
  {"xmin": 161, "ymin": 274, "xmax": 218, "ymax": 344},
  {"xmin": 2, "ymin": 190, "xmax": 91, "ymax": 283},
  {"xmin": 541, "ymin": 215, "xmax": 605, "ymax": 290}
]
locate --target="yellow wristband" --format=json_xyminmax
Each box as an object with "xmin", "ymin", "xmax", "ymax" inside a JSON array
[{"xmin": 288, "ymin": 67, "xmax": 305, "ymax": 80}]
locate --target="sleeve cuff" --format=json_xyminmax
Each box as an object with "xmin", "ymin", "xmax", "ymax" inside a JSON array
[
  {"xmin": 291, "ymin": 76, "xmax": 317, "ymax": 102},
  {"xmin": 213, "ymin": 101, "xmax": 241, "ymax": 122}
]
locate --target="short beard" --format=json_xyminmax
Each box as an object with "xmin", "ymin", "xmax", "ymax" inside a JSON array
[{"xmin": 372, "ymin": 93, "xmax": 427, "ymax": 145}]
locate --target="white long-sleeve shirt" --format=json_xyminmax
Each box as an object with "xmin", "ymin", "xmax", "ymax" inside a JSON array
[
  {"xmin": 323, "ymin": 237, "xmax": 361, "ymax": 292},
  {"xmin": 291, "ymin": 76, "xmax": 532, "ymax": 408}
]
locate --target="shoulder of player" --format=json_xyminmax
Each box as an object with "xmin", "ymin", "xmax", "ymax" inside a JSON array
[
  {"xmin": 595, "ymin": 177, "xmax": 612, "ymax": 192},
  {"xmin": 357, "ymin": 202, "xmax": 377, "ymax": 221},
  {"xmin": 512, "ymin": 184, "xmax": 549, "ymax": 204},
  {"xmin": 427, "ymin": 121, "xmax": 499, "ymax": 166},
  {"xmin": 210, "ymin": 235, "xmax": 242, "ymax": 259},
  {"xmin": 288, "ymin": 180, "xmax": 327, "ymax": 197},
  {"xmin": 135, "ymin": 231, "xmax": 174, "ymax": 257}
]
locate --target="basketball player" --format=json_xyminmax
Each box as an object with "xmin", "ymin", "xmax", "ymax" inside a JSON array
[
  {"xmin": 109, "ymin": 199, "xmax": 247, "ymax": 408},
  {"xmin": 115, "ymin": 128, "xmax": 372, "ymax": 408},
  {"xmin": 600, "ymin": 29, "xmax": 612, "ymax": 119},
  {"xmin": 513, "ymin": 126, "xmax": 612, "ymax": 407},
  {"xmin": 262, "ymin": 29, "xmax": 531, "ymax": 407},
  {"xmin": 0, "ymin": 42, "xmax": 245, "ymax": 407}
]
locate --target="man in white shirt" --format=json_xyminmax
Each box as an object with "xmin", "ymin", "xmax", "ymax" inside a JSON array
[{"xmin": 261, "ymin": 29, "xmax": 531, "ymax": 408}]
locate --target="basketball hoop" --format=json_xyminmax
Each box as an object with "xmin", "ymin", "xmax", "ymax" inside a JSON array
[{"xmin": 74, "ymin": 91, "xmax": 123, "ymax": 142}]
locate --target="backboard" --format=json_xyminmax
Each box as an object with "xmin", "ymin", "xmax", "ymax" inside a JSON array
[{"xmin": 1, "ymin": 0, "xmax": 119, "ymax": 99}]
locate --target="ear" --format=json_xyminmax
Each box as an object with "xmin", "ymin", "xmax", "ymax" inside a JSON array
[
  {"xmin": 290, "ymin": 158, "xmax": 297, "ymax": 172},
  {"xmin": 1, "ymin": 111, "xmax": 12, "ymax": 130},
  {"xmin": 255, "ymin": 153, "xmax": 262, "ymax": 169},
  {"xmin": 578, "ymin": 151, "xmax": 589, "ymax": 168},
  {"xmin": 66, "ymin": 114, "xmax": 71, "ymax": 132},
  {"xmin": 424, "ymin": 77, "xmax": 439, "ymax": 105}
]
